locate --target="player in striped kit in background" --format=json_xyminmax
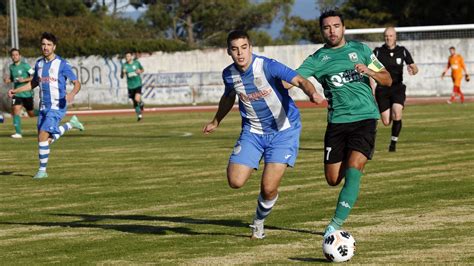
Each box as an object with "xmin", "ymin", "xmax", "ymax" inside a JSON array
[
  {"xmin": 8, "ymin": 32, "xmax": 85, "ymax": 179},
  {"xmin": 203, "ymin": 30, "xmax": 324, "ymax": 239}
]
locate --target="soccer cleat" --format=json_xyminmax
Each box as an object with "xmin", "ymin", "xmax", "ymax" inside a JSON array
[
  {"xmin": 137, "ymin": 114, "xmax": 143, "ymax": 122},
  {"xmin": 324, "ymin": 225, "xmax": 336, "ymax": 238},
  {"xmin": 69, "ymin": 115, "xmax": 85, "ymax": 131},
  {"xmin": 33, "ymin": 170, "xmax": 48, "ymax": 179},
  {"xmin": 11, "ymin": 133, "xmax": 23, "ymax": 139},
  {"xmin": 446, "ymin": 100, "xmax": 452, "ymax": 104},
  {"xmin": 250, "ymin": 220, "xmax": 265, "ymax": 239},
  {"xmin": 389, "ymin": 144, "xmax": 396, "ymax": 152}
]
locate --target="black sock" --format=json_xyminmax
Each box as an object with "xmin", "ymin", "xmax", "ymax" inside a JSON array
[{"xmin": 391, "ymin": 120, "xmax": 402, "ymax": 145}]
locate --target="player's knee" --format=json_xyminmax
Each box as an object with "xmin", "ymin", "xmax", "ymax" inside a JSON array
[
  {"xmin": 227, "ymin": 175, "xmax": 245, "ymax": 189},
  {"xmin": 261, "ymin": 188, "xmax": 278, "ymax": 200},
  {"xmin": 381, "ymin": 118, "xmax": 391, "ymax": 126},
  {"xmin": 325, "ymin": 173, "xmax": 341, "ymax": 186}
]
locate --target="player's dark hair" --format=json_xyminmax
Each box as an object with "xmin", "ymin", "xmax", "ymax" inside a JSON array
[
  {"xmin": 319, "ymin": 9, "xmax": 345, "ymax": 29},
  {"xmin": 449, "ymin": 46, "xmax": 455, "ymax": 50},
  {"xmin": 9, "ymin": 48, "xmax": 20, "ymax": 55},
  {"xmin": 226, "ymin": 30, "xmax": 251, "ymax": 48},
  {"xmin": 41, "ymin": 32, "xmax": 58, "ymax": 45}
]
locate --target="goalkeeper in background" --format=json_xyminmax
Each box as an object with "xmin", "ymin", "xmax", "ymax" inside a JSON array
[{"xmin": 442, "ymin": 46, "xmax": 469, "ymax": 104}]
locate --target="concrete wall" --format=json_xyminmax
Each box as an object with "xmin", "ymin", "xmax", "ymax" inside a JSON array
[{"xmin": 1, "ymin": 38, "xmax": 473, "ymax": 111}]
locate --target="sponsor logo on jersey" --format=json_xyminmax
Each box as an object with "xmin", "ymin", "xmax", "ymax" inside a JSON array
[
  {"xmin": 238, "ymin": 87, "xmax": 272, "ymax": 102},
  {"xmin": 330, "ymin": 70, "xmax": 364, "ymax": 87},
  {"xmin": 321, "ymin": 55, "xmax": 331, "ymax": 62},
  {"xmin": 348, "ymin": 52, "xmax": 358, "ymax": 62},
  {"xmin": 40, "ymin": 76, "xmax": 58, "ymax": 83}
]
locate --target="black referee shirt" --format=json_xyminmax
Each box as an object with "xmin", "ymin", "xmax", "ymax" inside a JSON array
[{"xmin": 373, "ymin": 44, "xmax": 414, "ymax": 85}]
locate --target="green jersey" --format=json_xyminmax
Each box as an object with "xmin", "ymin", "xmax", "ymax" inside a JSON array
[
  {"xmin": 9, "ymin": 61, "xmax": 34, "ymax": 98},
  {"xmin": 122, "ymin": 60, "xmax": 143, "ymax": 89},
  {"xmin": 297, "ymin": 41, "xmax": 384, "ymax": 123}
]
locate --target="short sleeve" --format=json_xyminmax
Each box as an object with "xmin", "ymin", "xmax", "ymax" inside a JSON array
[
  {"xmin": 222, "ymin": 70, "xmax": 234, "ymax": 97},
  {"xmin": 61, "ymin": 60, "xmax": 78, "ymax": 81},
  {"xmin": 265, "ymin": 59, "xmax": 298, "ymax": 83},
  {"xmin": 296, "ymin": 56, "xmax": 317, "ymax": 79},
  {"xmin": 403, "ymin": 47, "xmax": 414, "ymax": 65},
  {"xmin": 365, "ymin": 45, "xmax": 385, "ymax": 72}
]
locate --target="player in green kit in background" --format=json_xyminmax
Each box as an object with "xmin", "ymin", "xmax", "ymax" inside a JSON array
[
  {"xmin": 296, "ymin": 10, "xmax": 392, "ymax": 237},
  {"xmin": 121, "ymin": 52, "xmax": 145, "ymax": 121},
  {"xmin": 3, "ymin": 48, "xmax": 37, "ymax": 138}
]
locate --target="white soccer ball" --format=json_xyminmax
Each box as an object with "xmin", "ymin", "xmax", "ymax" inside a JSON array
[{"xmin": 322, "ymin": 230, "xmax": 356, "ymax": 262}]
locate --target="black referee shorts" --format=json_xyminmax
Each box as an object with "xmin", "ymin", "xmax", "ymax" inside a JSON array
[{"xmin": 375, "ymin": 83, "xmax": 406, "ymax": 113}]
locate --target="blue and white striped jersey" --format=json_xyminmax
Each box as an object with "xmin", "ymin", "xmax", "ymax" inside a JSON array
[
  {"xmin": 34, "ymin": 56, "xmax": 77, "ymax": 111},
  {"xmin": 222, "ymin": 54, "xmax": 300, "ymax": 134}
]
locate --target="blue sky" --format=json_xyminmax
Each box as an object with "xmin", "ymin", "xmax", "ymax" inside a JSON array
[{"xmin": 269, "ymin": 0, "xmax": 319, "ymax": 37}]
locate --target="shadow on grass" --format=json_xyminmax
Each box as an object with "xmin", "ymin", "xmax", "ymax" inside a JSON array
[
  {"xmin": 71, "ymin": 134, "xmax": 173, "ymax": 139},
  {"xmin": 288, "ymin": 257, "xmax": 329, "ymax": 263},
  {"xmin": 2, "ymin": 213, "xmax": 322, "ymax": 237},
  {"xmin": 0, "ymin": 171, "xmax": 31, "ymax": 177}
]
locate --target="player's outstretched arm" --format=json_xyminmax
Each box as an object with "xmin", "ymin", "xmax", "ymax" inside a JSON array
[
  {"xmin": 289, "ymin": 75, "xmax": 325, "ymax": 104},
  {"xmin": 8, "ymin": 79, "xmax": 38, "ymax": 97},
  {"xmin": 203, "ymin": 92, "xmax": 236, "ymax": 134}
]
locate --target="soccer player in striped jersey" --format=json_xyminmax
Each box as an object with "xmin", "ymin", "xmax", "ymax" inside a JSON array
[
  {"xmin": 203, "ymin": 30, "xmax": 324, "ymax": 239},
  {"xmin": 3, "ymin": 48, "xmax": 36, "ymax": 138},
  {"xmin": 8, "ymin": 32, "xmax": 84, "ymax": 179},
  {"xmin": 442, "ymin": 46, "xmax": 469, "ymax": 104},
  {"xmin": 121, "ymin": 52, "xmax": 145, "ymax": 121},
  {"xmin": 296, "ymin": 10, "xmax": 392, "ymax": 238}
]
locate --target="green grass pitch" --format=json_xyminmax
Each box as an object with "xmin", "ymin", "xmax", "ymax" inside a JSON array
[{"xmin": 0, "ymin": 103, "xmax": 473, "ymax": 264}]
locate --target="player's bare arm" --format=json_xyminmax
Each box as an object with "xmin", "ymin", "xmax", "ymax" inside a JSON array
[
  {"xmin": 8, "ymin": 78, "xmax": 38, "ymax": 97},
  {"xmin": 355, "ymin": 64, "xmax": 392, "ymax": 87},
  {"xmin": 289, "ymin": 75, "xmax": 325, "ymax": 104},
  {"xmin": 203, "ymin": 91, "xmax": 236, "ymax": 134},
  {"xmin": 66, "ymin": 80, "xmax": 81, "ymax": 103}
]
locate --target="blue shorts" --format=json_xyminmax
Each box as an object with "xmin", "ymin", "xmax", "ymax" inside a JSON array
[
  {"xmin": 229, "ymin": 125, "xmax": 301, "ymax": 169},
  {"xmin": 37, "ymin": 109, "xmax": 66, "ymax": 135}
]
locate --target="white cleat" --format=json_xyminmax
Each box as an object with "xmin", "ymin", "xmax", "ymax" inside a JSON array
[
  {"xmin": 11, "ymin": 133, "xmax": 22, "ymax": 139},
  {"xmin": 250, "ymin": 220, "xmax": 265, "ymax": 239}
]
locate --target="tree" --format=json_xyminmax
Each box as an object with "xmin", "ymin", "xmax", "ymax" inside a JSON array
[{"xmin": 141, "ymin": 0, "xmax": 293, "ymax": 47}]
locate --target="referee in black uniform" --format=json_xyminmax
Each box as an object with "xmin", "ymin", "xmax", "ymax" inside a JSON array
[{"xmin": 373, "ymin": 27, "xmax": 418, "ymax": 152}]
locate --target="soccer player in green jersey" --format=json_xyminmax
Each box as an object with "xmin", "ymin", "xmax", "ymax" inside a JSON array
[
  {"xmin": 121, "ymin": 52, "xmax": 145, "ymax": 121},
  {"xmin": 3, "ymin": 48, "xmax": 36, "ymax": 138},
  {"xmin": 296, "ymin": 10, "xmax": 392, "ymax": 238}
]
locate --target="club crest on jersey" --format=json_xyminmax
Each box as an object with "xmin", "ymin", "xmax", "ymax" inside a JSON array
[
  {"xmin": 396, "ymin": 58, "xmax": 402, "ymax": 65},
  {"xmin": 348, "ymin": 52, "xmax": 358, "ymax": 62},
  {"xmin": 254, "ymin": 77, "xmax": 263, "ymax": 87}
]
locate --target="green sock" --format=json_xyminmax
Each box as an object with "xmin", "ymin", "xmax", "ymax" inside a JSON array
[
  {"xmin": 33, "ymin": 109, "xmax": 39, "ymax": 116},
  {"xmin": 13, "ymin": 115, "xmax": 22, "ymax": 134},
  {"xmin": 330, "ymin": 167, "xmax": 362, "ymax": 229},
  {"xmin": 134, "ymin": 105, "xmax": 141, "ymax": 115}
]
